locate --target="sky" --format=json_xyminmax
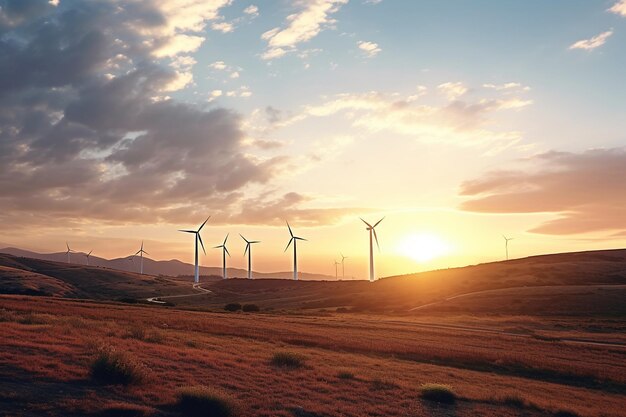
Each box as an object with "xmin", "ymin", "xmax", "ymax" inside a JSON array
[{"xmin": 0, "ymin": 0, "xmax": 625, "ymax": 279}]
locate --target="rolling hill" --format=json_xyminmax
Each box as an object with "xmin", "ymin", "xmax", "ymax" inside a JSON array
[
  {"xmin": 0, "ymin": 247, "xmax": 334, "ymax": 280},
  {"xmin": 2, "ymin": 248, "xmax": 624, "ymax": 316}
]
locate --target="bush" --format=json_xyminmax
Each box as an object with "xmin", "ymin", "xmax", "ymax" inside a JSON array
[
  {"xmin": 270, "ymin": 351, "xmax": 306, "ymax": 368},
  {"xmin": 224, "ymin": 303, "xmax": 242, "ymax": 312},
  {"xmin": 90, "ymin": 347, "xmax": 147, "ymax": 385},
  {"xmin": 419, "ymin": 383, "xmax": 456, "ymax": 404},
  {"xmin": 337, "ymin": 370, "xmax": 355, "ymax": 380},
  {"xmin": 175, "ymin": 386, "xmax": 239, "ymax": 417},
  {"xmin": 242, "ymin": 304, "xmax": 260, "ymax": 312}
]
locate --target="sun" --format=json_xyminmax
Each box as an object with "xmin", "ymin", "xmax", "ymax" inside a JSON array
[{"xmin": 397, "ymin": 233, "xmax": 450, "ymax": 263}]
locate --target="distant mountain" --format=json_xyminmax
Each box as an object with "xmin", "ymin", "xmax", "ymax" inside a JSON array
[{"xmin": 0, "ymin": 247, "xmax": 335, "ymax": 281}]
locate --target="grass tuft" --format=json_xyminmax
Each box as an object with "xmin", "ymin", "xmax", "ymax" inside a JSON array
[
  {"xmin": 554, "ymin": 411, "xmax": 580, "ymax": 417},
  {"xmin": 337, "ymin": 370, "xmax": 355, "ymax": 380},
  {"xmin": 90, "ymin": 346, "xmax": 147, "ymax": 385},
  {"xmin": 419, "ymin": 383, "xmax": 456, "ymax": 404},
  {"xmin": 270, "ymin": 351, "xmax": 306, "ymax": 368},
  {"xmin": 175, "ymin": 385, "xmax": 239, "ymax": 417}
]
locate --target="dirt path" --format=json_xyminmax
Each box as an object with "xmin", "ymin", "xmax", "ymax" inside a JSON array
[{"xmin": 146, "ymin": 282, "xmax": 212, "ymax": 304}]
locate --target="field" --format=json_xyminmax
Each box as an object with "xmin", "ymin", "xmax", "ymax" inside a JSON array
[
  {"xmin": 1, "ymin": 296, "xmax": 625, "ymax": 417},
  {"xmin": 1, "ymin": 249, "xmax": 625, "ymax": 416}
]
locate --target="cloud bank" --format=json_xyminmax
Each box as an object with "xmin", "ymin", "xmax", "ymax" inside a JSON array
[{"xmin": 459, "ymin": 148, "xmax": 626, "ymax": 235}]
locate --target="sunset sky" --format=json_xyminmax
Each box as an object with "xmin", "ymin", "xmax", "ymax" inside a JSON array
[{"xmin": 0, "ymin": 0, "xmax": 625, "ymax": 278}]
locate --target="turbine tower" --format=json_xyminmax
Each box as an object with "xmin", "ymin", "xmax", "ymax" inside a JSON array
[
  {"xmin": 360, "ymin": 217, "xmax": 384, "ymax": 282},
  {"xmin": 133, "ymin": 241, "xmax": 149, "ymax": 275},
  {"xmin": 503, "ymin": 235, "xmax": 514, "ymax": 261},
  {"xmin": 285, "ymin": 221, "xmax": 307, "ymax": 281},
  {"xmin": 214, "ymin": 234, "xmax": 230, "ymax": 279},
  {"xmin": 240, "ymin": 234, "xmax": 260, "ymax": 279},
  {"xmin": 179, "ymin": 217, "xmax": 209, "ymax": 284},
  {"xmin": 340, "ymin": 253, "xmax": 348, "ymax": 280},
  {"xmin": 65, "ymin": 242, "xmax": 74, "ymax": 264},
  {"xmin": 85, "ymin": 250, "xmax": 93, "ymax": 266},
  {"xmin": 334, "ymin": 260, "xmax": 340, "ymax": 280}
]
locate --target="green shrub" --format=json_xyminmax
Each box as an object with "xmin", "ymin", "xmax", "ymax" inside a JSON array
[
  {"xmin": 224, "ymin": 303, "xmax": 242, "ymax": 312},
  {"xmin": 270, "ymin": 351, "xmax": 306, "ymax": 368},
  {"xmin": 242, "ymin": 304, "xmax": 260, "ymax": 312},
  {"xmin": 419, "ymin": 383, "xmax": 456, "ymax": 404},
  {"xmin": 175, "ymin": 385, "xmax": 239, "ymax": 417},
  {"xmin": 90, "ymin": 347, "xmax": 147, "ymax": 385}
]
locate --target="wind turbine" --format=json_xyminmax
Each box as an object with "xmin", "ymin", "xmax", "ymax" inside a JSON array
[
  {"xmin": 65, "ymin": 242, "xmax": 74, "ymax": 264},
  {"xmin": 133, "ymin": 241, "xmax": 149, "ymax": 275},
  {"xmin": 360, "ymin": 217, "xmax": 384, "ymax": 282},
  {"xmin": 285, "ymin": 222, "xmax": 307, "ymax": 281},
  {"xmin": 334, "ymin": 260, "xmax": 340, "ymax": 280},
  {"xmin": 179, "ymin": 217, "xmax": 210, "ymax": 284},
  {"xmin": 85, "ymin": 250, "xmax": 93, "ymax": 266},
  {"xmin": 214, "ymin": 234, "xmax": 230, "ymax": 279},
  {"xmin": 240, "ymin": 234, "xmax": 260, "ymax": 279},
  {"xmin": 340, "ymin": 253, "xmax": 348, "ymax": 280},
  {"xmin": 503, "ymin": 235, "xmax": 514, "ymax": 261}
]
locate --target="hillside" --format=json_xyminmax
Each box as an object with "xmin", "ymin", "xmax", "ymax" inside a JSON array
[
  {"xmin": 0, "ymin": 254, "xmax": 195, "ymax": 300},
  {"xmin": 1, "ymin": 249, "xmax": 625, "ymax": 316},
  {"xmin": 0, "ymin": 247, "xmax": 334, "ymax": 280}
]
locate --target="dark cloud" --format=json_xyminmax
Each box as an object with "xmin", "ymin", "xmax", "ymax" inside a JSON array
[
  {"xmin": 459, "ymin": 148, "xmax": 626, "ymax": 235},
  {"xmin": 0, "ymin": 0, "xmax": 295, "ymax": 229}
]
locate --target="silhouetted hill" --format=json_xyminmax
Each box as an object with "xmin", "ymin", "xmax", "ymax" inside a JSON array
[{"xmin": 0, "ymin": 247, "xmax": 334, "ymax": 280}]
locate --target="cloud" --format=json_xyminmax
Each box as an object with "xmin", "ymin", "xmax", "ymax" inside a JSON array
[
  {"xmin": 459, "ymin": 148, "xmax": 626, "ymax": 235},
  {"xmin": 211, "ymin": 21, "xmax": 234, "ymax": 33},
  {"xmin": 291, "ymin": 84, "xmax": 532, "ymax": 148},
  {"xmin": 261, "ymin": 0, "xmax": 348, "ymax": 60},
  {"xmin": 437, "ymin": 82, "xmax": 468, "ymax": 100},
  {"xmin": 243, "ymin": 4, "xmax": 259, "ymax": 17},
  {"xmin": 609, "ymin": 0, "xmax": 626, "ymax": 17},
  {"xmin": 357, "ymin": 40, "xmax": 381, "ymax": 58},
  {"xmin": 483, "ymin": 82, "xmax": 530, "ymax": 92},
  {"xmin": 0, "ymin": 0, "xmax": 296, "ymax": 230},
  {"xmin": 569, "ymin": 29, "xmax": 613, "ymax": 51}
]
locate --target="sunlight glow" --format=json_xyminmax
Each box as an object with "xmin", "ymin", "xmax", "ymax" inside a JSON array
[{"xmin": 397, "ymin": 233, "xmax": 451, "ymax": 263}]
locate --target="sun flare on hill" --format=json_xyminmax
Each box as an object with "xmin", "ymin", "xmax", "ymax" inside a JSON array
[{"xmin": 397, "ymin": 233, "xmax": 451, "ymax": 263}]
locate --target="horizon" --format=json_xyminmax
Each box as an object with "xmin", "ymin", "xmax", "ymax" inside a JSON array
[{"xmin": 0, "ymin": 0, "xmax": 625, "ymax": 279}]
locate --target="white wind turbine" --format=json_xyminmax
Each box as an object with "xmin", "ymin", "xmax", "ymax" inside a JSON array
[
  {"xmin": 65, "ymin": 242, "xmax": 75, "ymax": 264},
  {"xmin": 240, "ymin": 234, "xmax": 260, "ymax": 279},
  {"xmin": 361, "ymin": 217, "xmax": 384, "ymax": 282},
  {"xmin": 85, "ymin": 250, "xmax": 93, "ymax": 266},
  {"xmin": 503, "ymin": 235, "xmax": 514, "ymax": 261},
  {"xmin": 214, "ymin": 234, "xmax": 230, "ymax": 280},
  {"xmin": 285, "ymin": 221, "xmax": 307, "ymax": 281},
  {"xmin": 133, "ymin": 241, "xmax": 149, "ymax": 275},
  {"xmin": 179, "ymin": 217, "xmax": 210, "ymax": 284},
  {"xmin": 340, "ymin": 253, "xmax": 348, "ymax": 280}
]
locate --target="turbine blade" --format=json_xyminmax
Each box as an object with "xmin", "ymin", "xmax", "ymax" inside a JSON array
[
  {"xmin": 286, "ymin": 221, "xmax": 293, "ymax": 237},
  {"xmin": 244, "ymin": 243, "xmax": 249, "ymax": 256},
  {"xmin": 250, "ymin": 241, "xmax": 260, "ymax": 244},
  {"xmin": 213, "ymin": 245, "xmax": 222, "ymax": 249},
  {"xmin": 88, "ymin": 250, "xmax": 93, "ymax": 256},
  {"xmin": 223, "ymin": 233, "xmax": 229, "ymax": 245},
  {"xmin": 360, "ymin": 218, "xmax": 373, "ymax": 228},
  {"xmin": 294, "ymin": 237, "xmax": 307, "ymax": 241},
  {"xmin": 141, "ymin": 241, "xmax": 144, "ymax": 251},
  {"xmin": 373, "ymin": 228, "xmax": 380, "ymax": 250},
  {"xmin": 134, "ymin": 250, "xmax": 141, "ymax": 256},
  {"xmin": 284, "ymin": 237, "xmax": 294, "ymax": 252},
  {"xmin": 143, "ymin": 250, "xmax": 149, "ymax": 255},
  {"xmin": 198, "ymin": 233, "xmax": 206, "ymax": 255},
  {"xmin": 373, "ymin": 217, "xmax": 385, "ymax": 228},
  {"xmin": 224, "ymin": 246, "xmax": 231, "ymax": 257},
  {"xmin": 198, "ymin": 216, "xmax": 210, "ymax": 232},
  {"xmin": 66, "ymin": 242, "xmax": 70, "ymax": 251},
  {"xmin": 240, "ymin": 233, "xmax": 249, "ymax": 244},
  {"xmin": 179, "ymin": 229, "xmax": 196, "ymax": 233}
]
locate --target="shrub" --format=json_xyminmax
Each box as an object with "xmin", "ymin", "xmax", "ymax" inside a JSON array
[
  {"xmin": 175, "ymin": 385, "xmax": 239, "ymax": 417},
  {"xmin": 270, "ymin": 351, "xmax": 306, "ymax": 368},
  {"xmin": 419, "ymin": 383, "xmax": 456, "ymax": 404},
  {"xmin": 554, "ymin": 411, "xmax": 580, "ymax": 417},
  {"xmin": 242, "ymin": 304, "xmax": 260, "ymax": 312},
  {"xmin": 90, "ymin": 347, "xmax": 147, "ymax": 385},
  {"xmin": 337, "ymin": 370, "xmax": 355, "ymax": 380},
  {"xmin": 371, "ymin": 378, "xmax": 398, "ymax": 391},
  {"xmin": 224, "ymin": 303, "xmax": 242, "ymax": 312}
]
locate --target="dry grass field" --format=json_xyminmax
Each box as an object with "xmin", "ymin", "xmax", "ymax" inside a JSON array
[{"xmin": 1, "ymin": 295, "xmax": 624, "ymax": 417}]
